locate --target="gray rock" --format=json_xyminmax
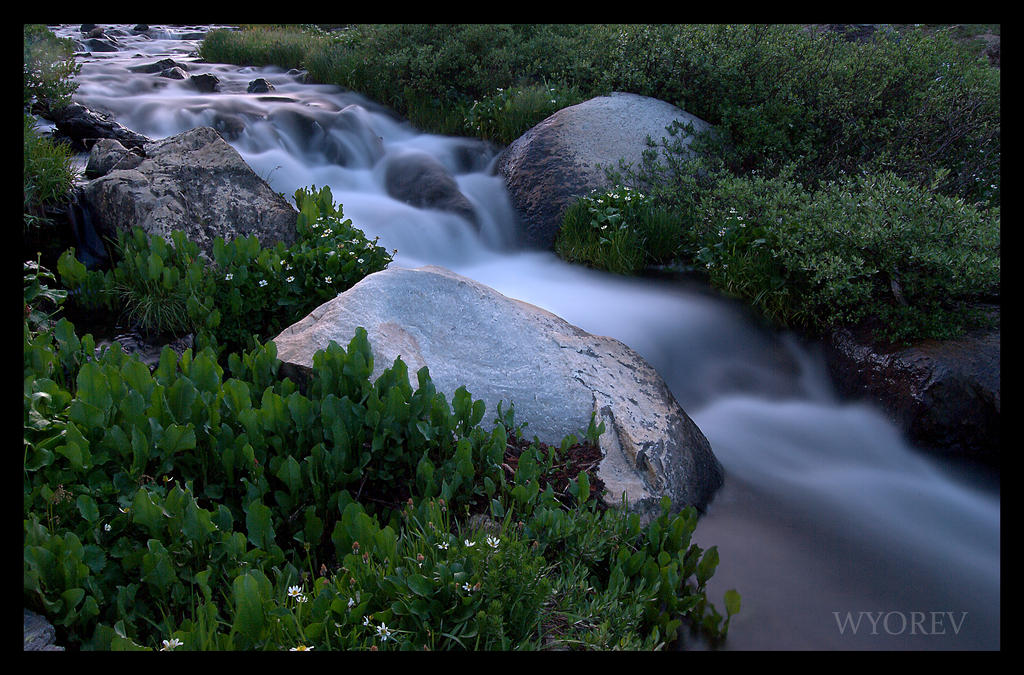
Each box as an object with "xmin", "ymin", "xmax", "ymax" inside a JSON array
[
  {"xmin": 382, "ymin": 150, "xmax": 478, "ymax": 227},
  {"xmin": 159, "ymin": 66, "xmax": 189, "ymax": 80},
  {"xmin": 24, "ymin": 609, "xmax": 63, "ymax": 651},
  {"xmin": 80, "ymin": 126, "xmax": 298, "ymax": 259},
  {"xmin": 190, "ymin": 73, "xmax": 220, "ymax": 93},
  {"xmin": 273, "ymin": 265, "xmax": 724, "ymax": 517},
  {"xmin": 84, "ymin": 138, "xmax": 145, "ymax": 178},
  {"xmin": 84, "ymin": 36, "xmax": 119, "ymax": 52},
  {"xmin": 498, "ymin": 92, "xmax": 712, "ymax": 248},
  {"xmin": 128, "ymin": 57, "xmax": 189, "ymax": 74},
  {"xmin": 247, "ymin": 78, "xmax": 275, "ymax": 93}
]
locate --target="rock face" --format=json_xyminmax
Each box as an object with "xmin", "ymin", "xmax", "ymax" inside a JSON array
[
  {"xmin": 273, "ymin": 265, "xmax": 724, "ymax": 516},
  {"xmin": 382, "ymin": 150, "xmax": 478, "ymax": 227},
  {"xmin": 498, "ymin": 92, "xmax": 712, "ymax": 248},
  {"xmin": 825, "ymin": 319, "xmax": 1000, "ymax": 466},
  {"xmin": 80, "ymin": 126, "xmax": 298, "ymax": 258}
]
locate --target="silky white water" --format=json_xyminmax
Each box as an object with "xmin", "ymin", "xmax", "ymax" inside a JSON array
[{"xmin": 51, "ymin": 26, "xmax": 1000, "ymax": 649}]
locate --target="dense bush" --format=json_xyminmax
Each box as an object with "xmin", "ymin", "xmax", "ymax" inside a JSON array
[
  {"xmin": 684, "ymin": 167, "xmax": 1000, "ymax": 343},
  {"xmin": 56, "ymin": 185, "xmax": 392, "ymax": 356},
  {"xmin": 554, "ymin": 186, "xmax": 685, "ymax": 275},
  {"xmin": 24, "ymin": 299, "xmax": 738, "ymax": 650},
  {"xmin": 24, "ymin": 24, "xmax": 79, "ymax": 113}
]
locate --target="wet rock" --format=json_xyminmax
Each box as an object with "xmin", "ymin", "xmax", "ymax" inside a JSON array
[
  {"xmin": 498, "ymin": 92, "xmax": 712, "ymax": 248},
  {"xmin": 51, "ymin": 102, "xmax": 152, "ymax": 152},
  {"xmin": 824, "ymin": 314, "xmax": 1000, "ymax": 466},
  {"xmin": 190, "ymin": 73, "xmax": 220, "ymax": 93},
  {"xmin": 84, "ymin": 36, "xmax": 119, "ymax": 52},
  {"xmin": 273, "ymin": 265, "xmax": 725, "ymax": 517},
  {"xmin": 382, "ymin": 150, "xmax": 478, "ymax": 227},
  {"xmin": 159, "ymin": 66, "xmax": 189, "ymax": 80},
  {"xmin": 247, "ymin": 78, "xmax": 275, "ymax": 93},
  {"xmin": 128, "ymin": 57, "xmax": 189, "ymax": 73}
]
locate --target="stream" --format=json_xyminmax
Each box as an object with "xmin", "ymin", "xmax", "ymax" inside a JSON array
[{"xmin": 47, "ymin": 25, "xmax": 1000, "ymax": 650}]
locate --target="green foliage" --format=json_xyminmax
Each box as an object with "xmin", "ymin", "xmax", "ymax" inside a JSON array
[
  {"xmin": 57, "ymin": 186, "xmax": 392, "ymax": 354},
  {"xmin": 688, "ymin": 167, "xmax": 1000, "ymax": 342},
  {"xmin": 24, "ymin": 24, "xmax": 80, "ymax": 112},
  {"xmin": 24, "ymin": 114, "xmax": 77, "ymax": 231},
  {"xmin": 24, "ymin": 306, "xmax": 736, "ymax": 650},
  {"xmin": 465, "ymin": 83, "xmax": 585, "ymax": 146},
  {"xmin": 554, "ymin": 186, "xmax": 686, "ymax": 275}
]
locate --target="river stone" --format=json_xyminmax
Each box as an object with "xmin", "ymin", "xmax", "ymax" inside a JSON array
[
  {"xmin": 52, "ymin": 102, "xmax": 152, "ymax": 152},
  {"xmin": 382, "ymin": 150, "xmax": 478, "ymax": 227},
  {"xmin": 128, "ymin": 57, "xmax": 189, "ymax": 74},
  {"xmin": 191, "ymin": 73, "xmax": 220, "ymax": 93},
  {"xmin": 498, "ymin": 92, "xmax": 712, "ymax": 248},
  {"xmin": 272, "ymin": 265, "xmax": 724, "ymax": 517},
  {"xmin": 824, "ymin": 314, "xmax": 1000, "ymax": 466},
  {"xmin": 80, "ymin": 126, "xmax": 298, "ymax": 258}
]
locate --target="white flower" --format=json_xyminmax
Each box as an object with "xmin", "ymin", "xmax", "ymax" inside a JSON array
[
  {"xmin": 160, "ymin": 637, "xmax": 183, "ymax": 651},
  {"xmin": 285, "ymin": 276, "xmax": 294, "ymax": 282},
  {"xmin": 363, "ymin": 615, "xmax": 372, "ymax": 626},
  {"xmin": 324, "ymin": 276, "xmax": 332, "ymax": 284},
  {"xmin": 104, "ymin": 523, "xmax": 111, "ymax": 532},
  {"xmin": 462, "ymin": 582, "xmax": 474, "ymax": 592},
  {"xmin": 289, "ymin": 645, "xmax": 314, "ymax": 651},
  {"xmin": 436, "ymin": 541, "xmax": 449, "ymax": 550},
  {"xmin": 296, "ymin": 594, "xmax": 308, "ymax": 603},
  {"xmin": 357, "ymin": 258, "xmax": 364, "ymax": 264},
  {"xmin": 486, "ymin": 536, "xmax": 500, "ymax": 549},
  {"xmin": 224, "ymin": 273, "xmax": 233, "ymax": 281},
  {"xmin": 287, "ymin": 585, "xmax": 303, "ymax": 598},
  {"xmin": 258, "ymin": 279, "xmax": 268, "ymax": 287},
  {"xmin": 464, "ymin": 539, "xmax": 475, "ymax": 548},
  {"xmin": 347, "ymin": 597, "xmax": 356, "ymax": 609},
  {"xmin": 375, "ymin": 623, "xmax": 393, "ymax": 641},
  {"xmin": 118, "ymin": 506, "xmax": 129, "ymax": 514}
]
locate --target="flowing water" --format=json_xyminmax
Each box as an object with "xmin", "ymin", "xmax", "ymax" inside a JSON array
[{"xmin": 48, "ymin": 25, "xmax": 1000, "ymax": 650}]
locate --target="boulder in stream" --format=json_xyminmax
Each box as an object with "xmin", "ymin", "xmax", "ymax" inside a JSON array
[{"xmin": 273, "ymin": 265, "xmax": 725, "ymax": 518}]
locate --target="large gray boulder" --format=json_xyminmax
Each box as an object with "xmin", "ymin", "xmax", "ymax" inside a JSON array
[
  {"xmin": 498, "ymin": 92, "xmax": 712, "ymax": 248},
  {"xmin": 80, "ymin": 126, "xmax": 298, "ymax": 258},
  {"xmin": 272, "ymin": 265, "xmax": 724, "ymax": 516}
]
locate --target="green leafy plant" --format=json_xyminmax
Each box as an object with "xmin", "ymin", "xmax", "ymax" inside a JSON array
[
  {"xmin": 554, "ymin": 186, "xmax": 685, "ymax": 275},
  {"xmin": 24, "ymin": 304, "xmax": 737, "ymax": 650}
]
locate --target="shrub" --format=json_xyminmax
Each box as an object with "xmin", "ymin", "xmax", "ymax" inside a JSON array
[
  {"xmin": 464, "ymin": 82, "xmax": 585, "ymax": 146},
  {"xmin": 554, "ymin": 186, "xmax": 687, "ymax": 275},
  {"xmin": 690, "ymin": 168, "xmax": 1000, "ymax": 343},
  {"xmin": 23, "ymin": 24, "xmax": 79, "ymax": 113}
]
